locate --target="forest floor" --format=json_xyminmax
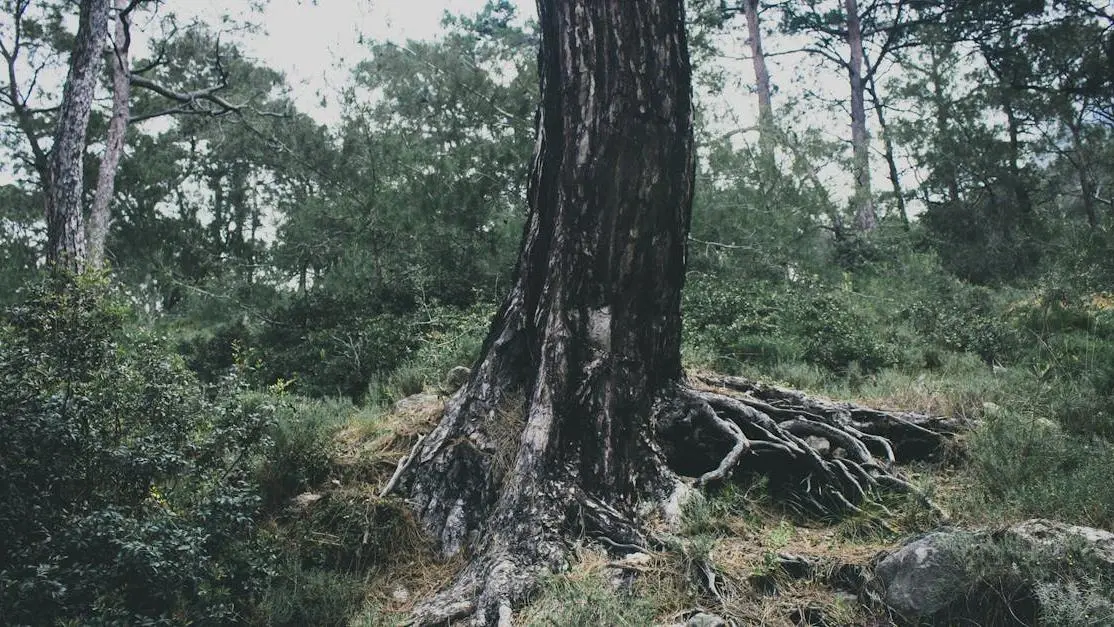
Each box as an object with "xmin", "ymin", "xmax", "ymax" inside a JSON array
[{"xmin": 275, "ymin": 378, "xmax": 996, "ymax": 627}]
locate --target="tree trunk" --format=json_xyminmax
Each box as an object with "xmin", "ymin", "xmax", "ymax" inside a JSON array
[
  {"xmin": 396, "ymin": 4, "xmax": 694, "ymax": 620},
  {"xmin": 845, "ymin": 0, "xmax": 876, "ymax": 232},
  {"xmin": 744, "ymin": 0, "xmax": 774, "ymax": 160},
  {"xmin": 1003, "ymin": 98, "xmax": 1032, "ymax": 219},
  {"xmin": 865, "ymin": 67, "xmax": 908, "ymax": 229},
  {"xmin": 1069, "ymin": 120, "xmax": 1097, "ymax": 229},
  {"xmin": 89, "ymin": 0, "xmax": 131, "ymax": 268},
  {"xmin": 390, "ymin": 2, "xmax": 956, "ymax": 624},
  {"xmin": 46, "ymin": 0, "xmax": 110, "ymax": 271}
]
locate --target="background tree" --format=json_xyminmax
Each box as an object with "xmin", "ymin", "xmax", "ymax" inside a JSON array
[
  {"xmin": 1, "ymin": 0, "xmax": 284, "ymax": 271},
  {"xmin": 44, "ymin": 0, "xmax": 109, "ymax": 269}
]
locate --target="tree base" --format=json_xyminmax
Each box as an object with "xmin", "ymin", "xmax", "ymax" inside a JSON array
[{"xmin": 394, "ymin": 372, "xmax": 961, "ymax": 625}]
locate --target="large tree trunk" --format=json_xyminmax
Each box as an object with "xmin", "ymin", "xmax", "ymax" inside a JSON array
[
  {"xmin": 396, "ymin": 3, "xmax": 694, "ymax": 621},
  {"xmin": 744, "ymin": 0, "xmax": 774, "ymax": 160},
  {"xmin": 845, "ymin": 0, "xmax": 876, "ymax": 232},
  {"xmin": 89, "ymin": 0, "xmax": 131, "ymax": 268},
  {"xmin": 46, "ymin": 0, "xmax": 110, "ymax": 271},
  {"xmin": 391, "ymin": 1, "xmax": 956, "ymax": 624}
]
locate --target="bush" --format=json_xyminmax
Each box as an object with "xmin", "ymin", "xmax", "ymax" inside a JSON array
[
  {"xmin": 256, "ymin": 396, "xmax": 350, "ymax": 507},
  {"xmin": 906, "ymin": 284, "xmax": 1019, "ymax": 365},
  {"xmin": 387, "ymin": 302, "xmax": 493, "ymax": 393},
  {"xmin": 0, "ymin": 273, "xmax": 276, "ymax": 624},
  {"xmin": 682, "ymin": 278, "xmax": 799, "ymax": 372},
  {"xmin": 790, "ymin": 292, "xmax": 898, "ymax": 374},
  {"xmin": 934, "ymin": 532, "xmax": 1114, "ymax": 626}
]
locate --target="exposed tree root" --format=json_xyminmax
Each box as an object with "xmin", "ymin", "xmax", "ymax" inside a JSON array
[
  {"xmin": 662, "ymin": 373, "xmax": 963, "ymax": 518},
  {"xmin": 392, "ymin": 372, "xmax": 960, "ymax": 625}
]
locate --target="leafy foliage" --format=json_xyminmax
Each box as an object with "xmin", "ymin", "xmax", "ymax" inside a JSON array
[{"xmin": 0, "ymin": 273, "xmax": 276, "ymax": 624}]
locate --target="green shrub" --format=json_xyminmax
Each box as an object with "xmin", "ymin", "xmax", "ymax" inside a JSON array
[
  {"xmin": 906, "ymin": 284, "xmax": 1019, "ymax": 365},
  {"xmin": 0, "ymin": 273, "xmax": 276, "ymax": 624},
  {"xmin": 258, "ymin": 561, "xmax": 367, "ymax": 627},
  {"xmin": 252, "ymin": 299, "xmax": 420, "ymax": 400},
  {"xmin": 396, "ymin": 302, "xmax": 493, "ymax": 387},
  {"xmin": 934, "ymin": 532, "xmax": 1114, "ymax": 626},
  {"xmin": 682, "ymin": 278, "xmax": 799, "ymax": 372},
  {"xmin": 256, "ymin": 397, "xmax": 350, "ymax": 507},
  {"xmin": 791, "ymin": 293, "xmax": 898, "ymax": 373}
]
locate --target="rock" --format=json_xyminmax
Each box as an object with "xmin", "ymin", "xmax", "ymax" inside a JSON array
[
  {"xmin": 804, "ymin": 435, "xmax": 831, "ymax": 456},
  {"xmin": 290, "ymin": 492, "xmax": 324, "ymax": 509},
  {"xmin": 1007, "ymin": 518, "xmax": 1114, "ymax": 564},
  {"xmin": 685, "ymin": 612, "xmax": 726, "ymax": 627},
  {"xmin": 393, "ymin": 392, "xmax": 440, "ymax": 413},
  {"xmin": 440, "ymin": 365, "xmax": 471, "ymax": 394},
  {"xmin": 873, "ymin": 529, "xmax": 976, "ymax": 618},
  {"xmin": 873, "ymin": 519, "xmax": 1114, "ymax": 623}
]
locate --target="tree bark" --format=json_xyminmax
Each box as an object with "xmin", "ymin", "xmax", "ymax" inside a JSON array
[
  {"xmin": 865, "ymin": 67, "xmax": 908, "ymax": 229},
  {"xmin": 744, "ymin": 0, "xmax": 774, "ymax": 160},
  {"xmin": 46, "ymin": 0, "xmax": 110, "ymax": 271},
  {"xmin": 390, "ymin": 2, "xmax": 955, "ymax": 623},
  {"xmin": 89, "ymin": 0, "xmax": 131, "ymax": 268},
  {"xmin": 1068, "ymin": 120, "xmax": 1097, "ymax": 229},
  {"xmin": 845, "ymin": 0, "xmax": 876, "ymax": 232}
]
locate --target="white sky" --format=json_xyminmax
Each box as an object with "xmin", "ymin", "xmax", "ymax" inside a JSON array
[
  {"xmin": 173, "ymin": 0, "xmax": 538, "ymax": 124},
  {"xmin": 1, "ymin": 0, "xmax": 909, "ymax": 213}
]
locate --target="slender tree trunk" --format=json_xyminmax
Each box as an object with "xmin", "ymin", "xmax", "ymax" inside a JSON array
[
  {"xmin": 1002, "ymin": 95, "xmax": 1034, "ymax": 227},
  {"xmin": 865, "ymin": 69, "xmax": 908, "ymax": 229},
  {"xmin": 845, "ymin": 0, "xmax": 876, "ymax": 232},
  {"xmin": 89, "ymin": 0, "xmax": 131, "ymax": 268},
  {"xmin": 46, "ymin": 0, "xmax": 110, "ymax": 271},
  {"xmin": 744, "ymin": 0, "xmax": 774, "ymax": 160},
  {"xmin": 1069, "ymin": 121, "xmax": 1097, "ymax": 229}
]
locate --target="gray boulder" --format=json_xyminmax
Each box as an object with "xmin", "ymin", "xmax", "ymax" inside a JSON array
[
  {"xmin": 873, "ymin": 519, "xmax": 1114, "ymax": 623},
  {"xmin": 874, "ymin": 529, "xmax": 977, "ymax": 618},
  {"xmin": 684, "ymin": 612, "xmax": 726, "ymax": 627}
]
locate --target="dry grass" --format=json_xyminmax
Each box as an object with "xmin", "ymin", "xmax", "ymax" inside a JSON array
[
  {"xmin": 332, "ymin": 393, "xmax": 445, "ymax": 491},
  {"xmin": 354, "ymin": 551, "xmax": 467, "ymax": 624},
  {"xmin": 326, "ymin": 386, "xmax": 972, "ymax": 625},
  {"xmin": 486, "ymin": 391, "xmax": 526, "ymax": 479}
]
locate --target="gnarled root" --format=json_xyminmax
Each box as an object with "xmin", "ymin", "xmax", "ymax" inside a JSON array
[
  {"xmin": 396, "ymin": 374, "xmax": 959, "ymax": 625},
  {"xmin": 657, "ymin": 374, "xmax": 960, "ymax": 518}
]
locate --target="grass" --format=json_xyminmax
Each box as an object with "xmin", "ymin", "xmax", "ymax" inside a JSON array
[{"xmin": 247, "ymin": 278, "xmax": 1114, "ymax": 625}]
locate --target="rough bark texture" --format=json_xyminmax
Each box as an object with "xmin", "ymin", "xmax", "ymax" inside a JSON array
[
  {"xmin": 2, "ymin": 0, "xmax": 51, "ymax": 187},
  {"xmin": 744, "ymin": 0, "xmax": 774, "ymax": 159},
  {"xmin": 89, "ymin": 0, "xmax": 131, "ymax": 268},
  {"xmin": 390, "ymin": 2, "xmax": 956, "ymax": 624},
  {"xmin": 845, "ymin": 0, "xmax": 876, "ymax": 232},
  {"xmin": 46, "ymin": 0, "xmax": 110, "ymax": 271}
]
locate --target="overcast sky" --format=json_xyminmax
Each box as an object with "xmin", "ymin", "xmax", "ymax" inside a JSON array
[{"xmin": 173, "ymin": 0, "xmax": 538, "ymax": 123}]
